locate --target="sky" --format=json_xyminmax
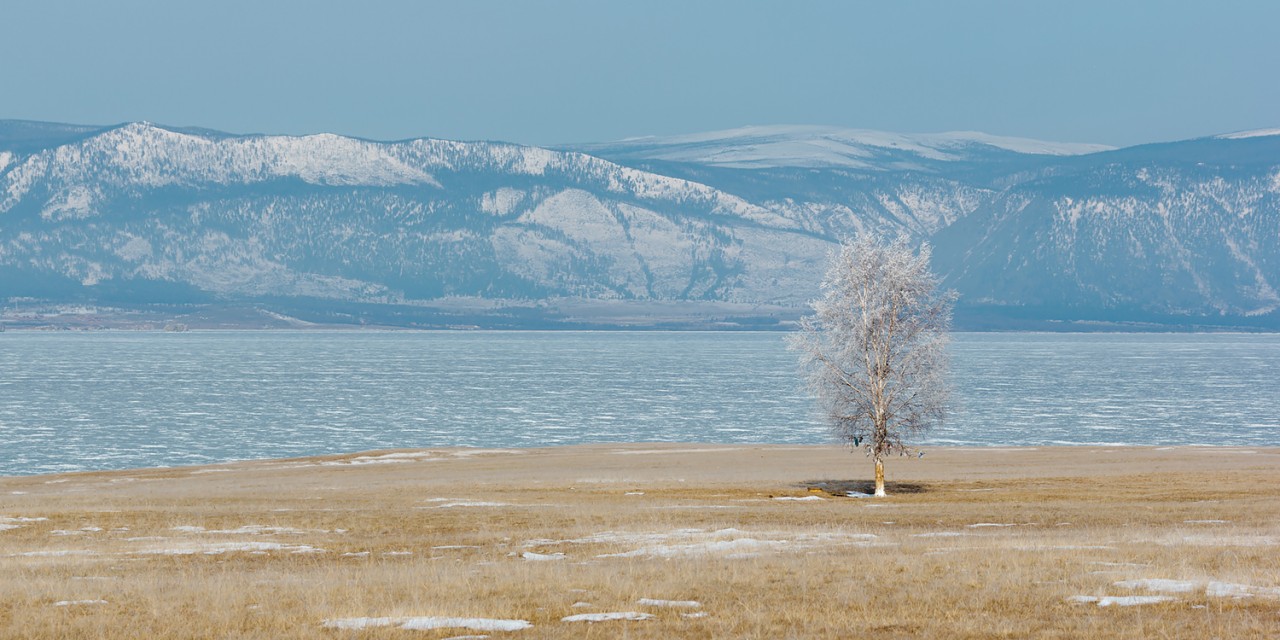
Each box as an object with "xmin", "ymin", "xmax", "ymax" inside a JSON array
[{"xmin": 2, "ymin": 1, "xmax": 1277, "ymax": 148}]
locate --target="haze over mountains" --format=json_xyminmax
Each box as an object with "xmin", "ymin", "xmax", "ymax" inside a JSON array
[{"xmin": 1, "ymin": 119, "xmax": 1277, "ymax": 330}]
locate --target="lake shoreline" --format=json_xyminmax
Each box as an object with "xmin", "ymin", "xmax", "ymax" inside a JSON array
[{"xmin": 4, "ymin": 442, "xmax": 1279, "ymax": 482}]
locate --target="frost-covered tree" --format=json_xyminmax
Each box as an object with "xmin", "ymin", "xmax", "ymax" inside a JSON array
[{"xmin": 789, "ymin": 235, "xmax": 955, "ymax": 497}]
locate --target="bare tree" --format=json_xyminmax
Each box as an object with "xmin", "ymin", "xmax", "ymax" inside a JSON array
[{"xmin": 789, "ymin": 235, "xmax": 955, "ymax": 497}]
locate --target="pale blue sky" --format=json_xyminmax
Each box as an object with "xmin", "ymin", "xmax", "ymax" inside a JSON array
[{"xmin": 3, "ymin": 0, "xmax": 1277, "ymax": 147}]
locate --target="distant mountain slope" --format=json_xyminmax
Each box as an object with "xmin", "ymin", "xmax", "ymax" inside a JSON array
[
  {"xmin": 1, "ymin": 121, "xmax": 1277, "ymax": 329},
  {"xmin": 568, "ymin": 124, "xmax": 1115, "ymax": 170}
]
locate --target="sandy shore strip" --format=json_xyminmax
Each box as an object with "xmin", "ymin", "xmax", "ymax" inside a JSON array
[{"xmin": 2, "ymin": 444, "xmax": 1278, "ymax": 639}]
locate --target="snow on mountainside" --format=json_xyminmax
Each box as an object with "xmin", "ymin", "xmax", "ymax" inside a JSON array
[
  {"xmin": 1217, "ymin": 128, "xmax": 1280, "ymax": 140},
  {"xmin": 1, "ymin": 120, "xmax": 1277, "ymax": 330},
  {"xmin": 569, "ymin": 125, "xmax": 1115, "ymax": 170}
]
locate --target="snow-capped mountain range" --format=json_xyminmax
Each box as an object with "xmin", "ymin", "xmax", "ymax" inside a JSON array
[{"xmin": 1, "ymin": 119, "xmax": 1277, "ymax": 329}]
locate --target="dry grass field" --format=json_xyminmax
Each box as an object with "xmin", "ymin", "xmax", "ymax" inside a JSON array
[{"xmin": 2, "ymin": 444, "xmax": 1278, "ymax": 639}]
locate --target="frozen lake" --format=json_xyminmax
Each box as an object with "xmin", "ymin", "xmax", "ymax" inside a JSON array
[{"xmin": 1, "ymin": 331, "xmax": 1278, "ymax": 475}]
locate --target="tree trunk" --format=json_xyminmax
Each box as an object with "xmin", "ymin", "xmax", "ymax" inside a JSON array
[{"xmin": 874, "ymin": 457, "xmax": 886, "ymax": 497}]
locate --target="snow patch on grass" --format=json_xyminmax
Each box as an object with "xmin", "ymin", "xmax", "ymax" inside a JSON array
[
  {"xmin": 136, "ymin": 541, "xmax": 323, "ymax": 555},
  {"xmin": 1069, "ymin": 595, "xmax": 1175, "ymax": 607},
  {"xmin": 637, "ymin": 598, "xmax": 701, "ymax": 608},
  {"xmin": 1115, "ymin": 579, "xmax": 1198, "ymax": 593},
  {"xmin": 171, "ymin": 524, "xmax": 307, "ymax": 535},
  {"xmin": 52, "ymin": 599, "xmax": 108, "ymax": 607},
  {"xmin": 422, "ymin": 499, "xmax": 512, "ymax": 508},
  {"xmin": 600, "ymin": 537, "xmax": 788, "ymax": 558},
  {"xmin": 322, "ymin": 616, "xmax": 532, "ymax": 632},
  {"xmin": 521, "ymin": 551, "xmax": 565, "ymax": 561},
  {"xmin": 1206, "ymin": 582, "xmax": 1280, "ymax": 598},
  {"xmin": 562, "ymin": 612, "xmax": 655, "ymax": 622}
]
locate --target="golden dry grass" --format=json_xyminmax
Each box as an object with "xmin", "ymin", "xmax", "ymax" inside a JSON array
[{"xmin": 1, "ymin": 444, "xmax": 1278, "ymax": 639}]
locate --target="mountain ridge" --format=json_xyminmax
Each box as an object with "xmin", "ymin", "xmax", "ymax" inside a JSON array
[{"xmin": 2, "ymin": 120, "xmax": 1277, "ymax": 330}]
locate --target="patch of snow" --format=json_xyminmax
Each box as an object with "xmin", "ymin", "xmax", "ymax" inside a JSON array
[
  {"xmin": 52, "ymin": 599, "xmax": 107, "ymax": 607},
  {"xmin": 321, "ymin": 617, "xmax": 399, "ymax": 630},
  {"xmin": 448, "ymin": 448, "xmax": 527, "ymax": 458},
  {"xmin": 1069, "ymin": 595, "xmax": 1175, "ymax": 607},
  {"xmin": 136, "ymin": 541, "xmax": 323, "ymax": 555},
  {"xmin": 625, "ymin": 492, "xmax": 645, "ymax": 496},
  {"xmin": 322, "ymin": 617, "xmax": 531, "ymax": 632},
  {"xmin": 1183, "ymin": 520, "xmax": 1229, "ymax": 524},
  {"xmin": 637, "ymin": 598, "xmax": 701, "ymax": 608},
  {"xmin": 0, "ymin": 524, "xmax": 20, "ymax": 532},
  {"xmin": 1217, "ymin": 128, "xmax": 1280, "ymax": 140},
  {"xmin": 561, "ymin": 612, "xmax": 655, "ymax": 623},
  {"xmin": 341, "ymin": 551, "xmax": 370, "ymax": 558},
  {"xmin": 1206, "ymin": 581, "xmax": 1280, "ymax": 598},
  {"xmin": 400, "ymin": 617, "xmax": 533, "ymax": 632},
  {"xmin": 773, "ymin": 496, "xmax": 824, "ymax": 501},
  {"xmin": 323, "ymin": 451, "xmax": 438, "ymax": 466},
  {"xmin": 1115, "ymin": 579, "xmax": 1199, "ymax": 593},
  {"xmin": 846, "ymin": 491, "xmax": 873, "ymax": 498},
  {"xmin": 423, "ymin": 500, "xmax": 512, "ymax": 508},
  {"xmin": 522, "ymin": 551, "xmax": 565, "ymax": 561},
  {"xmin": 912, "ymin": 532, "xmax": 968, "ymax": 538},
  {"xmin": 599, "ymin": 537, "xmax": 788, "ymax": 559},
  {"xmin": 571, "ymin": 602, "xmax": 593, "ymax": 608},
  {"xmin": 966, "ymin": 523, "xmax": 1018, "ymax": 528},
  {"xmin": 479, "ymin": 187, "xmax": 526, "ymax": 216},
  {"xmin": 593, "ymin": 125, "xmax": 1112, "ymax": 169},
  {"xmin": 170, "ymin": 524, "xmax": 306, "ymax": 535},
  {"xmin": 682, "ymin": 611, "xmax": 710, "ymax": 619}
]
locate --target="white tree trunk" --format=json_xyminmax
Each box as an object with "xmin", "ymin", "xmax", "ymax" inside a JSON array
[{"xmin": 874, "ymin": 457, "xmax": 886, "ymax": 497}]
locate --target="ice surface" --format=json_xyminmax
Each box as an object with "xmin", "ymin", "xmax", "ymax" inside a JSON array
[{"xmin": 6, "ymin": 333, "xmax": 1280, "ymax": 476}]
